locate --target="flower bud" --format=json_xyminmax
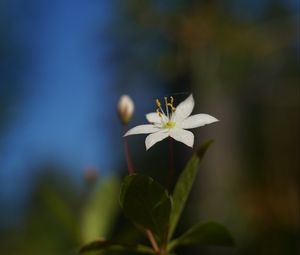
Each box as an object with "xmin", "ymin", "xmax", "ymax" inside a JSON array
[{"xmin": 117, "ymin": 95, "xmax": 134, "ymax": 125}]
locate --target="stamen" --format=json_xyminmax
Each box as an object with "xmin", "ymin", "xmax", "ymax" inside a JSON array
[
  {"xmin": 154, "ymin": 96, "xmax": 176, "ymax": 119},
  {"xmin": 156, "ymin": 108, "xmax": 162, "ymax": 117},
  {"xmin": 155, "ymin": 99, "xmax": 165, "ymax": 117},
  {"xmin": 167, "ymin": 96, "xmax": 176, "ymax": 112},
  {"xmin": 156, "ymin": 99, "xmax": 161, "ymax": 107},
  {"xmin": 164, "ymin": 97, "xmax": 169, "ymax": 118}
]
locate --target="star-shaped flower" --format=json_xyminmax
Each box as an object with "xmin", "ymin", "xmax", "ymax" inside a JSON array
[{"xmin": 124, "ymin": 94, "xmax": 218, "ymax": 150}]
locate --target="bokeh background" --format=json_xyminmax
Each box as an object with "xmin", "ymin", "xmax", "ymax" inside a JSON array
[{"xmin": 0, "ymin": 0, "xmax": 299, "ymax": 254}]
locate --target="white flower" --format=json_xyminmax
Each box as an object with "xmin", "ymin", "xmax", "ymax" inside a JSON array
[
  {"xmin": 117, "ymin": 95, "xmax": 134, "ymax": 125},
  {"xmin": 124, "ymin": 94, "xmax": 218, "ymax": 150}
]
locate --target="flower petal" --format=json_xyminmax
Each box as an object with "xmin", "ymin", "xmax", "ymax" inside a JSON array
[
  {"xmin": 124, "ymin": 124, "xmax": 160, "ymax": 136},
  {"xmin": 169, "ymin": 128, "xmax": 194, "ymax": 148},
  {"xmin": 145, "ymin": 130, "xmax": 169, "ymax": 150},
  {"xmin": 146, "ymin": 112, "xmax": 162, "ymax": 123},
  {"xmin": 181, "ymin": 114, "xmax": 219, "ymax": 129},
  {"xmin": 172, "ymin": 94, "xmax": 195, "ymax": 121}
]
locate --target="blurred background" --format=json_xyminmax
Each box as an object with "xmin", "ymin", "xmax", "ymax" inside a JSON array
[{"xmin": 0, "ymin": 0, "xmax": 299, "ymax": 254}]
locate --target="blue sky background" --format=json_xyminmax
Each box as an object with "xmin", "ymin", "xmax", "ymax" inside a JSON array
[
  {"xmin": 0, "ymin": 0, "xmax": 120, "ymax": 222},
  {"xmin": 0, "ymin": 0, "xmax": 168, "ymax": 224}
]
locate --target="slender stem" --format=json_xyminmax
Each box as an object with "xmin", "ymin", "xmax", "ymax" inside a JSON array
[
  {"xmin": 167, "ymin": 137, "xmax": 175, "ymax": 191},
  {"xmin": 145, "ymin": 229, "xmax": 160, "ymax": 254},
  {"xmin": 123, "ymin": 125, "xmax": 134, "ymax": 175}
]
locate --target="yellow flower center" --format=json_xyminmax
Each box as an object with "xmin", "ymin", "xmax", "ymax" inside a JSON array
[{"xmin": 164, "ymin": 121, "xmax": 176, "ymax": 129}]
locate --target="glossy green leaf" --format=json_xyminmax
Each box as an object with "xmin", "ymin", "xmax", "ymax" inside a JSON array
[
  {"xmin": 169, "ymin": 140, "xmax": 214, "ymax": 239},
  {"xmin": 80, "ymin": 176, "xmax": 120, "ymax": 243},
  {"xmin": 168, "ymin": 221, "xmax": 234, "ymax": 251},
  {"xmin": 80, "ymin": 239, "xmax": 154, "ymax": 254},
  {"xmin": 120, "ymin": 174, "xmax": 172, "ymax": 244}
]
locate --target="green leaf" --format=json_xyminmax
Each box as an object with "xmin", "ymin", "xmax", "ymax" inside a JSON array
[
  {"xmin": 169, "ymin": 140, "xmax": 214, "ymax": 239},
  {"xmin": 168, "ymin": 221, "xmax": 235, "ymax": 251},
  {"xmin": 80, "ymin": 239, "xmax": 154, "ymax": 254},
  {"xmin": 41, "ymin": 186, "xmax": 79, "ymax": 241},
  {"xmin": 120, "ymin": 174, "xmax": 172, "ymax": 244},
  {"xmin": 80, "ymin": 176, "xmax": 120, "ymax": 243}
]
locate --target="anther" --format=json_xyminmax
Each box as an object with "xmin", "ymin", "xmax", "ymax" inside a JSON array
[
  {"xmin": 155, "ymin": 98, "xmax": 166, "ymax": 117},
  {"xmin": 167, "ymin": 96, "xmax": 176, "ymax": 112},
  {"xmin": 170, "ymin": 96, "xmax": 174, "ymax": 104},
  {"xmin": 156, "ymin": 99, "xmax": 161, "ymax": 107},
  {"xmin": 167, "ymin": 103, "xmax": 176, "ymax": 112}
]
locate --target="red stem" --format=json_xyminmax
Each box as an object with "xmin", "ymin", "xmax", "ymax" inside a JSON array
[
  {"xmin": 123, "ymin": 125, "xmax": 134, "ymax": 175},
  {"xmin": 145, "ymin": 229, "xmax": 160, "ymax": 254}
]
